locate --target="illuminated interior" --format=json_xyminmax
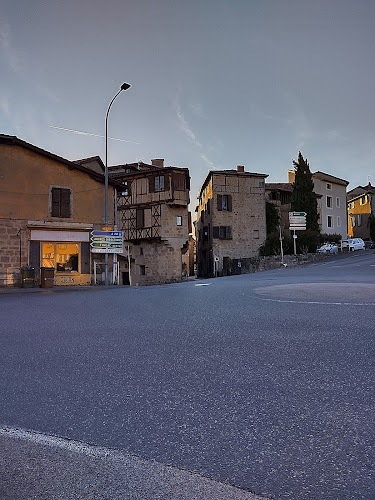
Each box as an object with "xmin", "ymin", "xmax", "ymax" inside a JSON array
[{"xmin": 42, "ymin": 242, "xmax": 79, "ymax": 272}]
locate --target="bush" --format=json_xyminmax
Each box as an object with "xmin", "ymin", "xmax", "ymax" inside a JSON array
[
  {"xmin": 319, "ymin": 233, "xmax": 342, "ymax": 244},
  {"xmin": 296, "ymin": 230, "xmax": 320, "ymax": 254}
]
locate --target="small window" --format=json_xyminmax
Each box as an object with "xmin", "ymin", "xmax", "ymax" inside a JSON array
[
  {"xmin": 357, "ymin": 214, "xmax": 362, "ymax": 226},
  {"xmin": 327, "ymin": 215, "xmax": 333, "ymax": 228},
  {"xmin": 136, "ymin": 208, "xmax": 144, "ymax": 229},
  {"xmin": 254, "ymin": 229, "xmax": 259, "ymax": 239},
  {"xmin": 51, "ymin": 187, "xmax": 71, "ymax": 218},
  {"xmin": 155, "ymin": 175, "xmax": 165, "ymax": 192},
  {"xmin": 176, "ymin": 216, "xmax": 182, "ymax": 226},
  {"xmin": 258, "ymin": 181, "xmax": 264, "ymax": 188},
  {"xmin": 326, "ymin": 183, "xmax": 332, "ymax": 190},
  {"xmin": 326, "ymin": 196, "xmax": 332, "ymax": 208},
  {"xmin": 337, "ymin": 216, "xmax": 341, "ymax": 227},
  {"xmin": 336, "ymin": 197, "xmax": 340, "ymax": 208},
  {"xmin": 217, "ymin": 194, "xmax": 232, "ymax": 211},
  {"xmin": 139, "ymin": 265, "xmax": 146, "ymax": 275}
]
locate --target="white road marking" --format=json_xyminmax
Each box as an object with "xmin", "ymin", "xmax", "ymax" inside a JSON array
[
  {"xmin": 195, "ymin": 283, "xmax": 211, "ymax": 286},
  {"xmin": 260, "ymin": 297, "xmax": 375, "ymax": 306}
]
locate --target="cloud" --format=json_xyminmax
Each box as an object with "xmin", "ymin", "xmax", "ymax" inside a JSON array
[
  {"xmin": 174, "ymin": 88, "xmax": 215, "ymax": 168},
  {"xmin": 0, "ymin": 15, "xmax": 24, "ymax": 73}
]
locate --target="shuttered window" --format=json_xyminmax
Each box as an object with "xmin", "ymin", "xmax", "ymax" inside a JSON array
[
  {"xmin": 136, "ymin": 208, "xmax": 144, "ymax": 228},
  {"xmin": 51, "ymin": 188, "xmax": 71, "ymax": 218},
  {"xmin": 217, "ymin": 194, "xmax": 232, "ymax": 211},
  {"xmin": 213, "ymin": 226, "xmax": 232, "ymax": 239}
]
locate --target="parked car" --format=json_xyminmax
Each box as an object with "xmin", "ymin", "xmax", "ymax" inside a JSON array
[
  {"xmin": 340, "ymin": 238, "xmax": 365, "ymax": 251},
  {"xmin": 317, "ymin": 243, "xmax": 338, "ymax": 254},
  {"xmin": 364, "ymin": 241, "xmax": 375, "ymax": 249}
]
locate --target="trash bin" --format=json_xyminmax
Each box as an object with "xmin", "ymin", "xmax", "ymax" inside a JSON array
[
  {"xmin": 40, "ymin": 267, "xmax": 55, "ymax": 288},
  {"xmin": 21, "ymin": 266, "xmax": 35, "ymax": 288}
]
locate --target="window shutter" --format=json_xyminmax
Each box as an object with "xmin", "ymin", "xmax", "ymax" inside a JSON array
[
  {"xmin": 213, "ymin": 226, "xmax": 219, "ymax": 238},
  {"xmin": 164, "ymin": 174, "xmax": 170, "ymax": 191},
  {"xmin": 80, "ymin": 242, "xmax": 91, "ymax": 274},
  {"xmin": 51, "ymin": 188, "xmax": 60, "ymax": 217},
  {"xmin": 219, "ymin": 226, "xmax": 226, "ymax": 239},
  {"xmin": 217, "ymin": 194, "xmax": 222, "ymax": 211},
  {"xmin": 60, "ymin": 188, "xmax": 71, "ymax": 218},
  {"xmin": 149, "ymin": 175, "xmax": 155, "ymax": 193},
  {"xmin": 228, "ymin": 195, "xmax": 232, "ymax": 212},
  {"xmin": 226, "ymin": 226, "xmax": 232, "ymax": 239},
  {"xmin": 29, "ymin": 241, "xmax": 40, "ymax": 275},
  {"xmin": 136, "ymin": 208, "xmax": 144, "ymax": 228}
]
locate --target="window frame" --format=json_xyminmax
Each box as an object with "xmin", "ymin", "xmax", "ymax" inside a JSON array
[{"xmin": 50, "ymin": 186, "xmax": 72, "ymax": 218}]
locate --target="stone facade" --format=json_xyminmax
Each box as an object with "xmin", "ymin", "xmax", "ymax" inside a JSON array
[
  {"xmin": 196, "ymin": 166, "xmax": 268, "ymax": 278},
  {"xmin": 112, "ymin": 160, "xmax": 191, "ymax": 285}
]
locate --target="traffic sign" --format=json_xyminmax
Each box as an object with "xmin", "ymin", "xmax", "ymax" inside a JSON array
[
  {"xmin": 90, "ymin": 230, "xmax": 123, "ymax": 253},
  {"xmin": 289, "ymin": 211, "xmax": 306, "ymax": 217}
]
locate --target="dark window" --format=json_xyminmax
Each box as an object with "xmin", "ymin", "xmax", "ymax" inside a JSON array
[
  {"xmin": 155, "ymin": 175, "xmax": 165, "ymax": 192},
  {"xmin": 51, "ymin": 188, "xmax": 71, "ymax": 218},
  {"xmin": 327, "ymin": 196, "xmax": 332, "ymax": 208},
  {"xmin": 140, "ymin": 265, "xmax": 146, "ymax": 275},
  {"xmin": 217, "ymin": 194, "xmax": 232, "ymax": 211},
  {"xmin": 327, "ymin": 215, "xmax": 333, "ymax": 228},
  {"xmin": 213, "ymin": 226, "xmax": 232, "ymax": 239},
  {"xmin": 200, "ymin": 210, "xmax": 205, "ymax": 224},
  {"xmin": 136, "ymin": 208, "xmax": 144, "ymax": 229},
  {"xmin": 203, "ymin": 226, "xmax": 208, "ymax": 242},
  {"xmin": 140, "ymin": 247, "xmax": 143, "ymax": 255}
]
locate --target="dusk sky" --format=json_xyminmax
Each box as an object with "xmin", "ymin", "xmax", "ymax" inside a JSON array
[{"xmin": 1, "ymin": 0, "xmax": 375, "ymax": 208}]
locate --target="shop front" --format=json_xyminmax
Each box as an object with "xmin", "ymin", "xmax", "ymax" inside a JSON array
[{"xmin": 29, "ymin": 229, "xmax": 92, "ymax": 286}]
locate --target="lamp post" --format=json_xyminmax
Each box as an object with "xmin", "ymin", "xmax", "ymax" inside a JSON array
[{"xmin": 104, "ymin": 82, "xmax": 131, "ymax": 286}]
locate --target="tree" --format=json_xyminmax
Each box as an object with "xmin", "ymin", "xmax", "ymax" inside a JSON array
[
  {"xmin": 265, "ymin": 201, "xmax": 280, "ymax": 235},
  {"xmin": 290, "ymin": 152, "xmax": 320, "ymax": 232},
  {"xmin": 367, "ymin": 213, "xmax": 375, "ymax": 241}
]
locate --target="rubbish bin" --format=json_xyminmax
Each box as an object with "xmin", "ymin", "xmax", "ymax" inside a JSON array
[
  {"xmin": 21, "ymin": 266, "xmax": 35, "ymax": 288},
  {"xmin": 40, "ymin": 267, "xmax": 55, "ymax": 288}
]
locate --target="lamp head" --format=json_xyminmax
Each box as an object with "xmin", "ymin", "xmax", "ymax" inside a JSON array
[{"xmin": 121, "ymin": 83, "xmax": 131, "ymax": 91}]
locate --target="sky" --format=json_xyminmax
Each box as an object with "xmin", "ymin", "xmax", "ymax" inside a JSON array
[{"xmin": 1, "ymin": 0, "xmax": 375, "ymax": 208}]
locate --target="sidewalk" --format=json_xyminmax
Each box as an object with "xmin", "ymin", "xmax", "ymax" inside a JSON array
[{"xmin": 0, "ymin": 427, "xmax": 270, "ymax": 500}]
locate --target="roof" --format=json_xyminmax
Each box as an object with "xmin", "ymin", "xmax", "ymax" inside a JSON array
[
  {"xmin": 312, "ymin": 171, "xmax": 349, "ymax": 186},
  {"xmin": 347, "ymin": 182, "xmax": 375, "ymax": 200},
  {"xmin": 265, "ymin": 182, "xmax": 293, "ymax": 192},
  {"xmin": 199, "ymin": 169, "xmax": 268, "ymax": 198},
  {"xmin": 0, "ymin": 134, "xmax": 116, "ymax": 185}
]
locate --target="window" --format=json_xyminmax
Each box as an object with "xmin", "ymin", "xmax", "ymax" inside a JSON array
[
  {"xmin": 203, "ymin": 226, "xmax": 209, "ymax": 242},
  {"xmin": 213, "ymin": 226, "xmax": 232, "ymax": 239},
  {"xmin": 253, "ymin": 229, "xmax": 259, "ymax": 239},
  {"xmin": 136, "ymin": 208, "xmax": 144, "ymax": 229},
  {"xmin": 348, "ymin": 201, "xmax": 355, "ymax": 210},
  {"xmin": 360, "ymin": 195, "xmax": 368, "ymax": 205},
  {"xmin": 336, "ymin": 197, "xmax": 340, "ymax": 208},
  {"xmin": 176, "ymin": 216, "xmax": 182, "ymax": 226},
  {"xmin": 217, "ymin": 194, "xmax": 232, "ymax": 211},
  {"xmin": 327, "ymin": 215, "xmax": 333, "ymax": 228},
  {"xmin": 42, "ymin": 242, "xmax": 79, "ymax": 272},
  {"xmin": 326, "ymin": 183, "xmax": 332, "ymax": 190},
  {"xmin": 139, "ymin": 265, "xmax": 146, "ymax": 275},
  {"xmin": 258, "ymin": 181, "xmax": 264, "ymax": 188},
  {"xmin": 155, "ymin": 175, "xmax": 165, "ymax": 192},
  {"xmin": 357, "ymin": 214, "xmax": 362, "ymax": 226},
  {"xmin": 337, "ymin": 216, "xmax": 341, "ymax": 227},
  {"xmin": 51, "ymin": 187, "xmax": 71, "ymax": 218},
  {"xmin": 326, "ymin": 196, "xmax": 333, "ymax": 208}
]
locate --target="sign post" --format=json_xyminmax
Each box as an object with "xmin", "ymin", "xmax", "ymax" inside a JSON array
[{"xmin": 289, "ymin": 212, "xmax": 306, "ymax": 255}]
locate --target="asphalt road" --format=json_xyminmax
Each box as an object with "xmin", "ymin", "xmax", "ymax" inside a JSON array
[{"xmin": 1, "ymin": 251, "xmax": 374, "ymax": 499}]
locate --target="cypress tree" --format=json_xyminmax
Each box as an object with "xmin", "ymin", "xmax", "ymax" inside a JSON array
[{"xmin": 290, "ymin": 152, "xmax": 320, "ymax": 232}]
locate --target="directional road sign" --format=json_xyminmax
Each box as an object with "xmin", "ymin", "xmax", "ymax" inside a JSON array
[{"xmin": 90, "ymin": 230, "xmax": 123, "ymax": 253}]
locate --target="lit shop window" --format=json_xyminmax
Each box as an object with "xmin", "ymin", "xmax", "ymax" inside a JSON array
[{"xmin": 42, "ymin": 242, "xmax": 79, "ymax": 272}]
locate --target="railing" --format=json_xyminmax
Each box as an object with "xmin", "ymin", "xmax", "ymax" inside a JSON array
[{"xmin": 123, "ymin": 226, "xmax": 161, "ymax": 241}]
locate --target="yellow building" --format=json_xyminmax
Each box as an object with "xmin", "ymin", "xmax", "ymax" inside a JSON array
[
  {"xmin": 347, "ymin": 183, "xmax": 375, "ymax": 239},
  {"xmin": 0, "ymin": 135, "xmax": 116, "ymax": 286}
]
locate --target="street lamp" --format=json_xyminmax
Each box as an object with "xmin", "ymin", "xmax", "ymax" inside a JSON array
[{"xmin": 104, "ymin": 82, "xmax": 131, "ymax": 286}]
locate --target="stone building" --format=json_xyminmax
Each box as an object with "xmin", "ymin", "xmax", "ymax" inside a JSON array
[
  {"xmin": 109, "ymin": 159, "xmax": 191, "ymax": 285},
  {"xmin": 196, "ymin": 166, "xmax": 268, "ymax": 278},
  {"xmin": 347, "ymin": 182, "xmax": 375, "ymax": 240},
  {"xmin": 265, "ymin": 182, "xmax": 293, "ymax": 231},
  {"xmin": 0, "ymin": 135, "xmax": 116, "ymax": 286}
]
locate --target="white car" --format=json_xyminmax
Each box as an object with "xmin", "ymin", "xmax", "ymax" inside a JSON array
[
  {"xmin": 340, "ymin": 238, "xmax": 365, "ymax": 251},
  {"xmin": 317, "ymin": 243, "xmax": 338, "ymax": 254}
]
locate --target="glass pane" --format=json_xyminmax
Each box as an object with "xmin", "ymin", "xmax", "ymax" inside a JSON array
[
  {"xmin": 56, "ymin": 243, "xmax": 79, "ymax": 272},
  {"xmin": 42, "ymin": 242, "xmax": 55, "ymax": 268}
]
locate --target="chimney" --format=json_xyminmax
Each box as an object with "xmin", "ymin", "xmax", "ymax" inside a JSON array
[
  {"xmin": 151, "ymin": 159, "xmax": 164, "ymax": 168},
  {"xmin": 237, "ymin": 165, "xmax": 244, "ymax": 173}
]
